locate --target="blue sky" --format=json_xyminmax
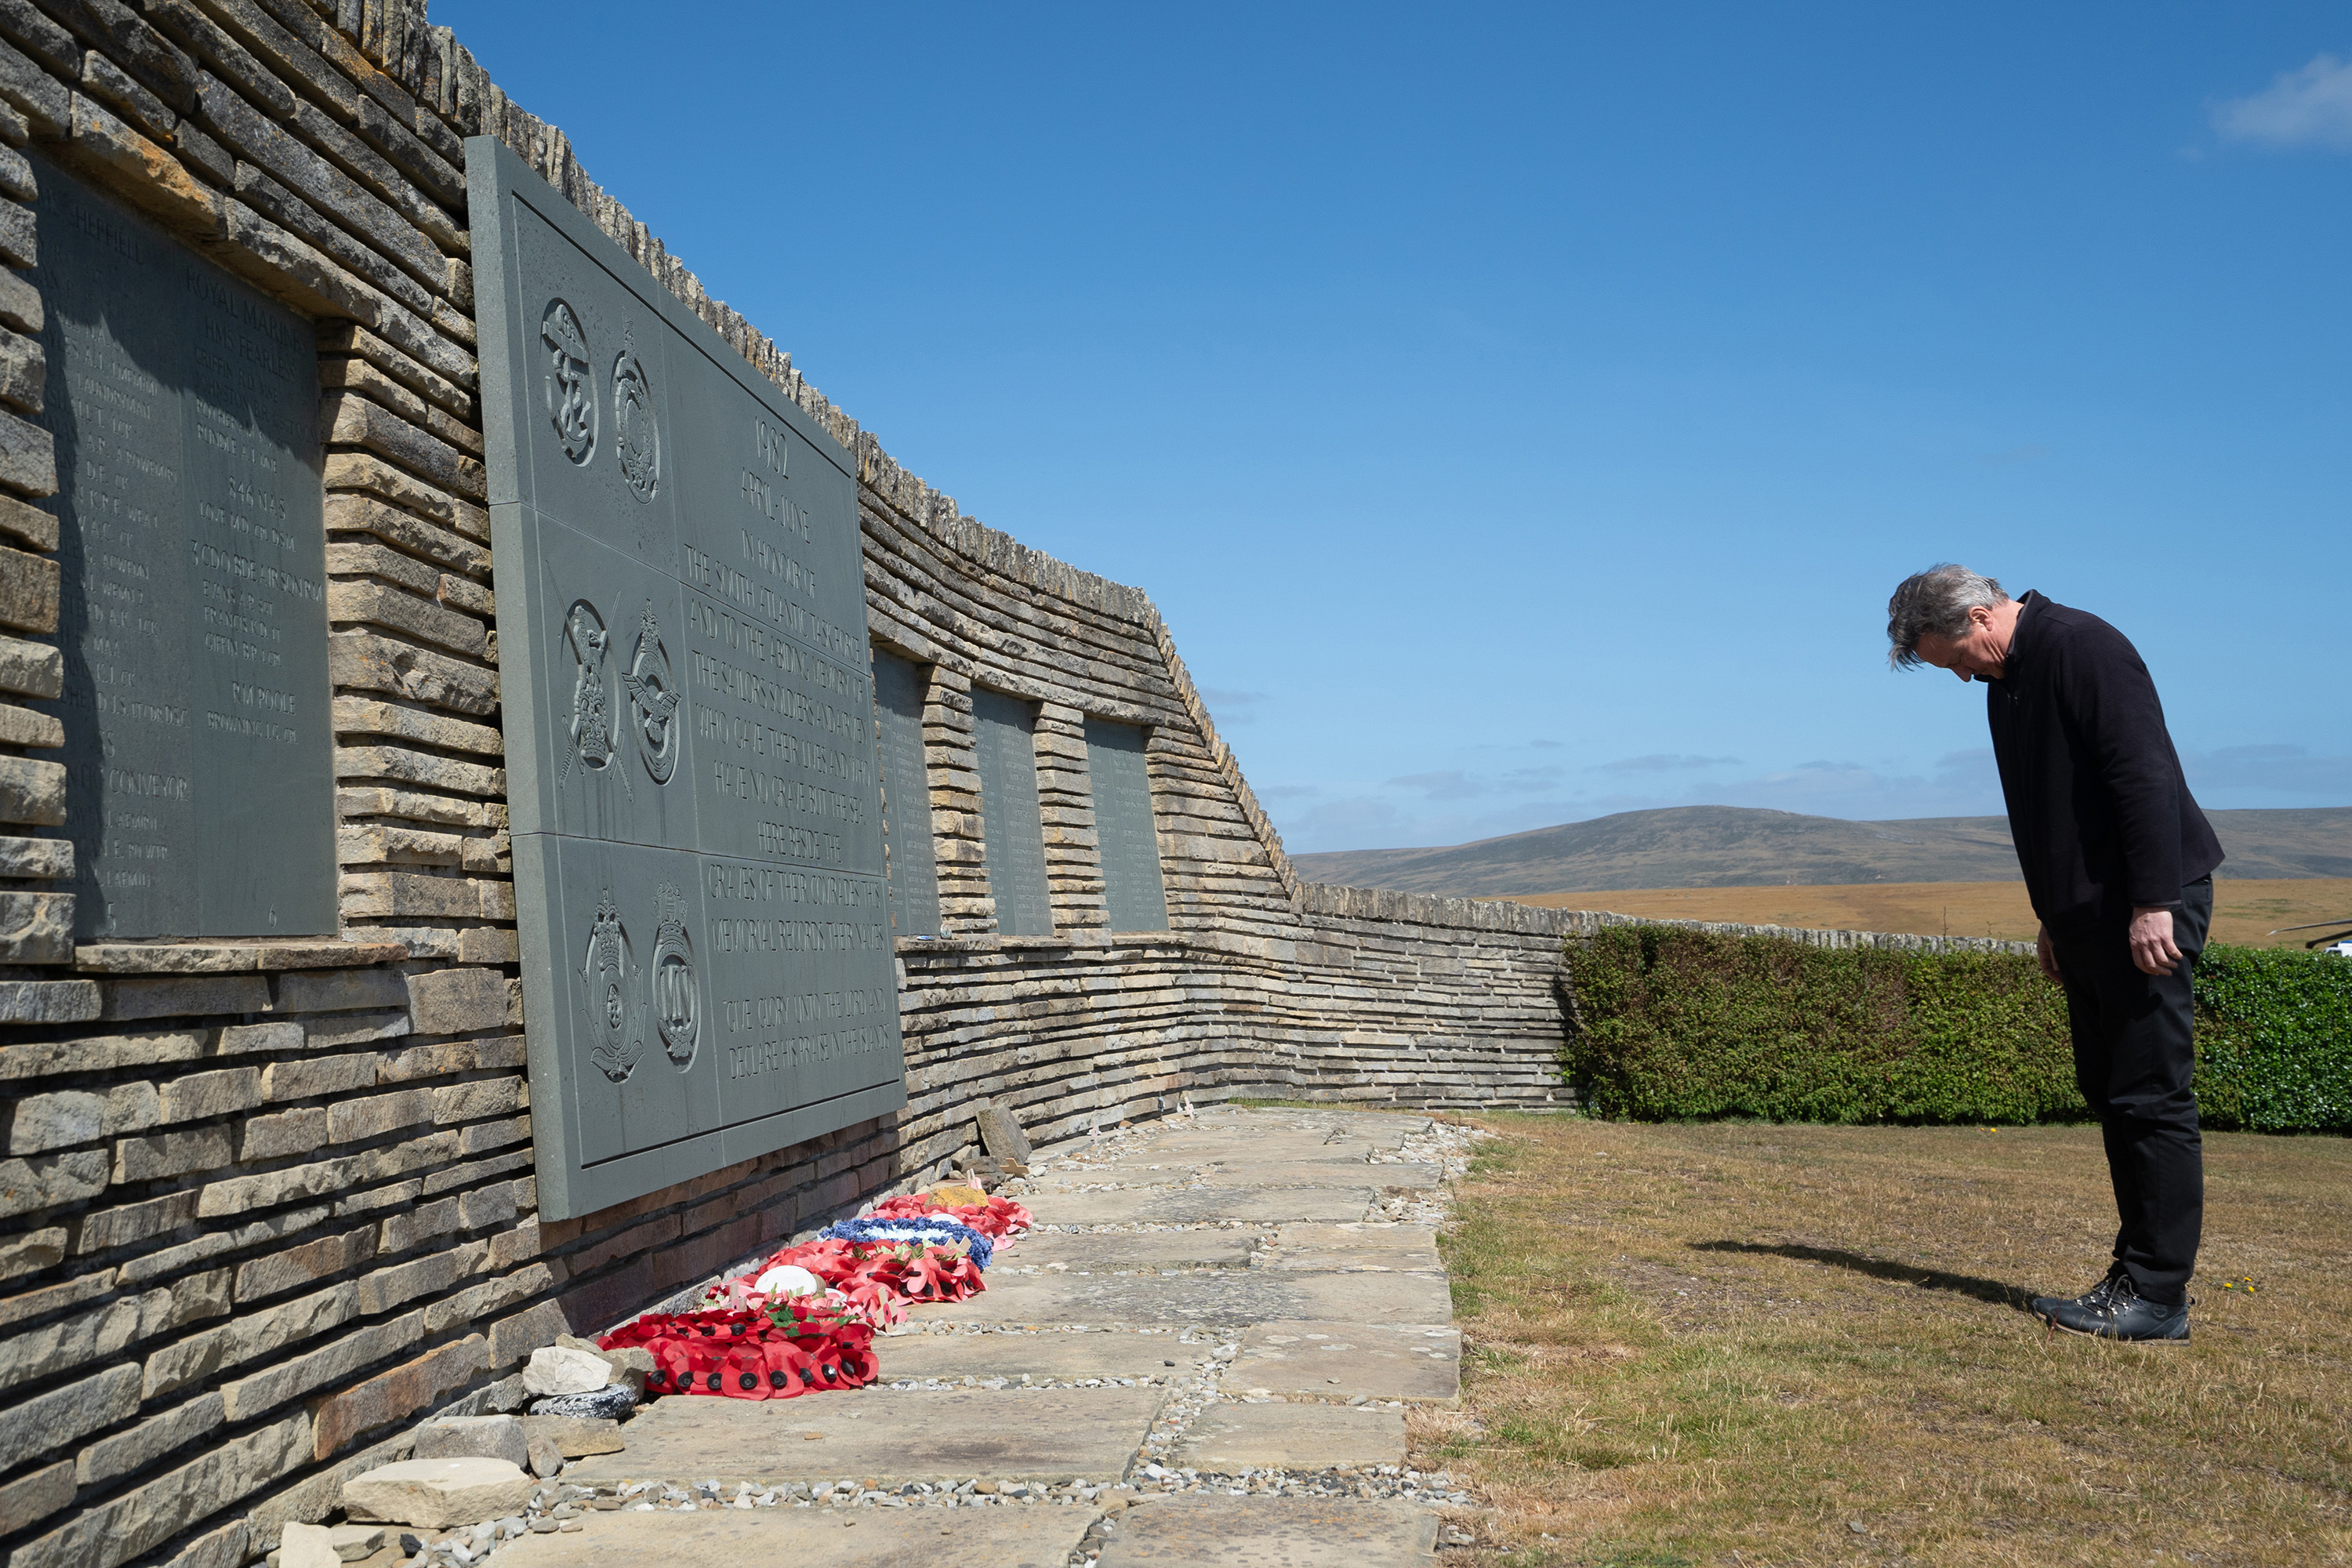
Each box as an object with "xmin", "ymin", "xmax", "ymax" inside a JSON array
[{"xmin": 440, "ymin": 2, "xmax": 2352, "ymax": 854}]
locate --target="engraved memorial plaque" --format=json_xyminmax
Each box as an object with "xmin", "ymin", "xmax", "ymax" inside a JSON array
[
  {"xmin": 1085, "ymin": 718, "xmax": 1168, "ymax": 931},
  {"xmin": 872, "ymin": 649, "xmax": 939, "ymax": 938},
  {"xmin": 470, "ymin": 139, "xmax": 904, "ymax": 1220},
  {"xmin": 973, "ymin": 688, "xmax": 1052, "ymax": 936},
  {"xmin": 29, "ymin": 154, "xmax": 335, "ymax": 940}
]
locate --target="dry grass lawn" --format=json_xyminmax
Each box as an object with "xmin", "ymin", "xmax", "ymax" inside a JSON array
[
  {"xmin": 1419, "ymin": 1115, "xmax": 2350, "ymax": 1566},
  {"xmin": 1506, "ymin": 877, "xmax": 2352, "ymax": 949}
]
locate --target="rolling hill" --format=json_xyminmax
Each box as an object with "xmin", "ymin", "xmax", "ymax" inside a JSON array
[{"xmin": 1287, "ymin": 805, "xmax": 2352, "ymax": 896}]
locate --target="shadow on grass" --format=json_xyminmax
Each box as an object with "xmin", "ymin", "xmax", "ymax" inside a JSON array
[{"xmin": 1689, "ymin": 1240, "xmax": 2033, "ymax": 1311}]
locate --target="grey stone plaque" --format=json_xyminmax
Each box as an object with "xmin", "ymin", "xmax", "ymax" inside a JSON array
[
  {"xmin": 972, "ymin": 688, "xmax": 1051, "ymax": 936},
  {"xmin": 470, "ymin": 138, "xmax": 904, "ymax": 1221},
  {"xmin": 1085, "ymin": 718, "xmax": 1167, "ymax": 931},
  {"xmin": 29, "ymin": 154, "xmax": 336, "ymax": 940},
  {"xmin": 871, "ymin": 649, "xmax": 939, "ymax": 938}
]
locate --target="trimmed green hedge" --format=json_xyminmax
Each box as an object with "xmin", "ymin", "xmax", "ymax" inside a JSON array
[
  {"xmin": 1563, "ymin": 926, "xmax": 2352, "ymax": 1132},
  {"xmin": 2192, "ymin": 944, "xmax": 2352, "ymax": 1132}
]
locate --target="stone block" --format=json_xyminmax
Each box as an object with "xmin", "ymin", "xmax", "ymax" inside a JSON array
[
  {"xmin": 277, "ymin": 1523, "xmax": 339, "ymax": 1568},
  {"xmin": 0, "ymin": 752, "xmax": 65, "ymax": 825},
  {"xmin": 218, "ymin": 1021, "xmax": 304, "ymax": 1055},
  {"xmin": 0, "ymin": 887, "xmax": 67, "ymax": 960},
  {"xmin": 9, "ymin": 1082, "xmax": 159, "ymax": 1153},
  {"xmin": 261, "ymin": 1054, "xmax": 378, "ymax": 1101},
  {"xmin": 234, "ymin": 1228, "xmax": 372, "ymax": 1304},
  {"xmin": 411, "ymin": 1414, "xmax": 528, "ymax": 1468},
  {"xmin": 974, "ymin": 1098, "xmax": 1033, "ymax": 1162},
  {"xmin": 521, "ymin": 1345, "xmax": 606, "ymax": 1396},
  {"xmin": 112, "ymin": 1124, "xmax": 233, "ymax": 1181},
  {"xmin": 0, "ymin": 1149, "xmax": 108, "ymax": 1218},
  {"xmin": 0, "ymin": 1361, "xmax": 140, "ymax": 1474},
  {"xmin": 0, "ymin": 978, "xmax": 100, "ymax": 1024},
  {"xmin": 516, "ymin": 1414, "xmax": 622, "ymax": 1458},
  {"xmin": 276, "ymin": 967, "xmax": 408, "ymax": 1014},
  {"xmin": 340, "ymin": 1457, "xmax": 533, "ymax": 1530},
  {"xmin": 0, "ymin": 1225, "xmax": 64, "ymax": 1278},
  {"xmin": 75, "ymin": 1390, "xmax": 225, "ymax": 1486},
  {"xmin": 525, "ymin": 1431, "xmax": 562, "ymax": 1479},
  {"xmin": 0, "ymin": 539, "xmax": 56, "ymax": 631},
  {"xmin": 0, "ymin": 630, "xmax": 60, "ymax": 698},
  {"xmin": 0, "ymin": 1460, "xmax": 74, "ymax": 1537},
  {"xmin": 158, "ymin": 1067, "xmax": 263, "ymax": 1121},
  {"xmin": 9, "ymin": 1412, "xmax": 310, "ymax": 1568},
  {"xmin": 238, "ymin": 1106, "xmax": 328, "ymax": 1160},
  {"xmin": 404, "ymin": 966, "xmax": 506, "ymax": 1035},
  {"xmin": 328, "ymin": 1525, "xmax": 388, "ymax": 1563},
  {"xmin": 0, "ymin": 833, "xmax": 70, "ymax": 878},
  {"xmin": 311, "ymin": 1334, "xmax": 490, "ymax": 1460},
  {"xmin": 103, "ymin": 975, "xmax": 270, "ymax": 1022},
  {"xmin": 0, "ymin": 701, "xmax": 62, "ymax": 746}
]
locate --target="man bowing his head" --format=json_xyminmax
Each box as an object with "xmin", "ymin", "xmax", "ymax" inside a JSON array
[{"xmin": 1888, "ymin": 564, "xmax": 2222, "ymax": 1341}]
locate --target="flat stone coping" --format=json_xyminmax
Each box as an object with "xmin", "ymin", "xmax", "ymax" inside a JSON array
[
  {"xmin": 74, "ymin": 939, "xmax": 410, "ymax": 974},
  {"xmin": 1229, "ymin": 1323, "xmax": 1461, "ymax": 1406},
  {"xmin": 564, "ymin": 1386, "xmax": 1167, "ymax": 1488},
  {"xmin": 496, "ymin": 1503, "xmax": 1091, "ymax": 1568},
  {"xmin": 1098, "ymin": 1495, "xmax": 1440, "ymax": 1566}
]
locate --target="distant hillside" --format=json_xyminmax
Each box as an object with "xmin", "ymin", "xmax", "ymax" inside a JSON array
[{"xmin": 1287, "ymin": 806, "xmax": 2352, "ymax": 895}]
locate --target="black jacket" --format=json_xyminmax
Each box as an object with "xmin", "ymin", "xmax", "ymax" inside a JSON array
[{"xmin": 1984, "ymin": 591, "xmax": 2223, "ymax": 932}]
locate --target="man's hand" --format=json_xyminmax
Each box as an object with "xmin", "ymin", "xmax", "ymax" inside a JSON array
[
  {"xmin": 2035, "ymin": 923, "xmax": 2062, "ymax": 985},
  {"xmin": 2129, "ymin": 906, "xmax": 2183, "ymax": 976}
]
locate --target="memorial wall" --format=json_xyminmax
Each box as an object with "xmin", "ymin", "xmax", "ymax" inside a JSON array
[{"xmin": 0, "ymin": 6, "xmax": 1621, "ymax": 1564}]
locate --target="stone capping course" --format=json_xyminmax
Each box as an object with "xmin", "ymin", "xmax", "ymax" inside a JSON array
[{"xmin": 1297, "ymin": 882, "xmax": 2038, "ymax": 956}]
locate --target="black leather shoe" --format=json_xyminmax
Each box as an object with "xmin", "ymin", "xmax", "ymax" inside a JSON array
[
  {"xmin": 2043, "ymin": 1271, "xmax": 2190, "ymax": 1341},
  {"xmin": 2031, "ymin": 1268, "xmax": 2125, "ymax": 1322}
]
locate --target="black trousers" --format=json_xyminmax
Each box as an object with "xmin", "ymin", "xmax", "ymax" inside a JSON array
[{"xmin": 2049, "ymin": 877, "xmax": 2212, "ymax": 1305}]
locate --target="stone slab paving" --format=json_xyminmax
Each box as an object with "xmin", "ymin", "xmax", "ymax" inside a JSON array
[
  {"xmin": 1171, "ymin": 1405, "xmax": 1410, "ymax": 1471},
  {"xmin": 1095, "ymin": 1495, "xmax": 1440, "ymax": 1566},
  {"xmin": 1192, "ymin": 1161, "xmax": 1442, "ymax": 1191},
  {"xmin": 1264, "ymin": 1225, "xmax": 1445, "ymax": 1272},
  {"xmin": 1025, "ymin": 1186, "xmax": 1377, "ymax": 1226},
  {"xmin": 1230, "ymin": 1324, "xmax": 1462, "ymax": 1406},
  {"xmin": 564, "ymin": 1388, "xmax": 1167, "ymax": 1487},
  {"xmin": 498, "ymin": 1507, "xmax": 1090, "ymax": 1567},
  {"xmin": 488, "ymin": 1108, "xmax": 1481, "ymax": 1568},
  {"xmin": 876, "ymin": 1330, "xmax": 1215, "ymax": 1385},
  {"xmin": 997, "ymin": 1230, "xmax": 1257, "ymax": 1273},
  {"xmin": 909, "ymin": 1265, "xmax": 1455, "ymax": 1329}
]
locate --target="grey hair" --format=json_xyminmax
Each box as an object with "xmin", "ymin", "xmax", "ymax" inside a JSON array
[{"xmin": 1886, "ymin": 564, "xmax": 2008, "ymax": 669}]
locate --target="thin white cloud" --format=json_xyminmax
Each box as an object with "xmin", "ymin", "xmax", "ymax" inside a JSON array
[
  {"xmin": 1597, "ymin": 753, "xmax": 1741, "ymax": 774},
  {"xmin": 2212, "ymin": 53, "xmax": 2352, "ymax": 151}
]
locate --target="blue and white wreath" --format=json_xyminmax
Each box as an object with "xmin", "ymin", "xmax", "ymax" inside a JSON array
[{"xmin": 818, "ymin": 1215, "xmax": 995, "ymax": 1269}]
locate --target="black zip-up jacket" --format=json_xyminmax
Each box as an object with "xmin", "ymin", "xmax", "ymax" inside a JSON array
[{"xmin": 1983, "ymin": 592, "xmax": 2223, "ymax": 933}]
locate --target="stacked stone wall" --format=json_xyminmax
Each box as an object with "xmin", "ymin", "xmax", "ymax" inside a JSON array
[{"xmin": 0, "ymin": 5, "xmax": 2016, "ymax": 1564}]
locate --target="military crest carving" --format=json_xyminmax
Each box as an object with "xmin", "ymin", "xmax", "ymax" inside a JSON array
[
  {"xmin": 651, "ymin": 881, "xmax": 698, "ymax": 1067},
  {"xmin": 560, "ymin": 599, "xmax": 632, "ymax": 797},
  {"xmin": 582, "ymin": 891, "xmax": 642, "ymax": 1082},
  {"xmin": 612, "ymin": 342, "xmax": 659, "ymax": 502},
  {"xmin": 541, "ymin": 299, "xmax": 596, "ymax": 464},
  {"xmin": 623, "ymin": 602, "xmax": 680, "ymax": 785}
]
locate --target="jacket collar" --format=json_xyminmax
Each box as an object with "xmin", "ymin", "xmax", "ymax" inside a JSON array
[{"xmin": 1991, "ymin": 590, "xmax": 2045, "ymax": 686}]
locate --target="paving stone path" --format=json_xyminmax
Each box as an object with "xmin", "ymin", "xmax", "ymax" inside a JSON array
[{"xmin": 498, "ymin": 1105, "xmax": 1480, "ymax": 1568}]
